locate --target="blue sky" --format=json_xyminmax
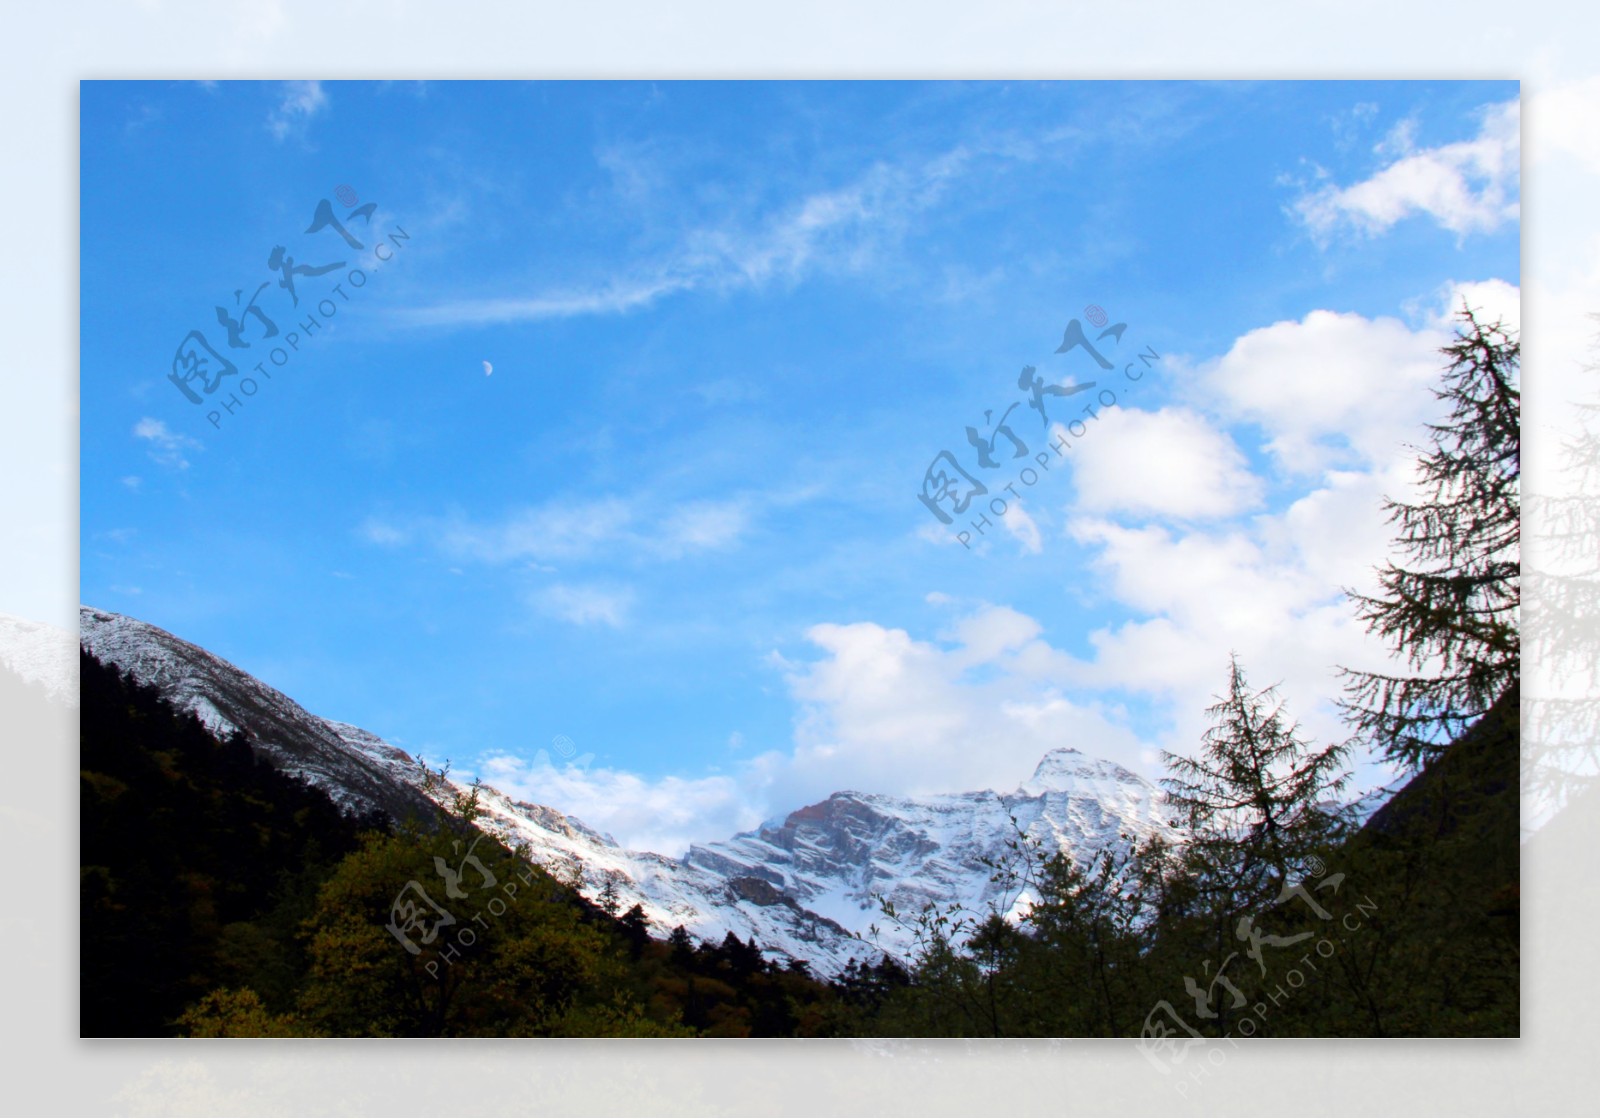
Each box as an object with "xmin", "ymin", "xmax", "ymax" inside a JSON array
[{"xmin": 81, "ymin": 80, "xmax": 1520, "ymax": 854}]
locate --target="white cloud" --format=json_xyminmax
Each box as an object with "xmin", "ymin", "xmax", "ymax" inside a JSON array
[
  {"xmin": 464, "ymin": 287, "xmax": 1507, "ymax": 849},
  {"xmin": 1000, "ymin": 500, "xmax": 1043, "ymax": 554},
  {"xmin": 658, "ymin": 500, "xmax": 749, "ymax": 556},
  {"xmin": 530, "ymin": 582, "xmax": 634, "ymax": 628},
  {"xmin": 1422, "ymin": 277, "xmax": 1522, "ymax": 334},
  {"xmin": 1069, "ymin": 407, "xmax": 1263, "ymax": 520},
  {"xmin": 478, "ymin": 753, "xmax": 754, "ymax": 858},
  {"xmin": 1197, "ymin": 309, "xmax": 1451, "ymax": 474},
  {"xmin": 1058, "ymin": 296, "xmax": 1512, "ymax": 773},
  {"xmin": 1295, "ymin": 99, "xmax": 1519, "ymax": 239},
  {"xmin": 266, "ymin": 80, "xmax": 327, "ymax": 141},
  {"xmin": 404, "ymin": 275, "xmax": 690, "ymax": 327},
  {"xmin": 758, "ymin": 606, "xmax": 1148, "ymax": 809},
  {"xmin": 1062, "ymin": 475, "xmax": 1411, "ymax": 788},
  {"xmin": 361, "ymin": 497, "xmax": 749, "ymax": 565},
  {"xmin": 440, "ymin": 499, "xmax": 635, "ymax": 564},
  {"xmin": 132, "ymin": 417, "xmax": 200, "ymax": 470},
  {"xmin": 402, "ymin": 147, "xmax": 971, "ymax": 327},
  {"xmin": 357, "ymin": 517, "xmax": 407, "ymax": 546}
]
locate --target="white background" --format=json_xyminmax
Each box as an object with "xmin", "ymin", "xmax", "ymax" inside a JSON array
[{"xmin": 3, "ymin": 1, "xmax": 1594, "ymax": 1114}]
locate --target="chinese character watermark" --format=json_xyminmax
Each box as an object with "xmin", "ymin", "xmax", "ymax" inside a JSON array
[
  {"xmin": 1134, "ymin": 863, "xmax": 1380, "ymax": 1098},
  {"xmin": 917, "ymin": 304, "xmax": 1162, "ymax": 550},
  {"xmin": 167, "ymin": 186, "xmax": 412, "ymax": 430}
]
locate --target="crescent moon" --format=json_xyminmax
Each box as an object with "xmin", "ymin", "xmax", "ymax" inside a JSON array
[{"xmin": 482, "ymin": 360, "xmax": 493, "ymax": 376}]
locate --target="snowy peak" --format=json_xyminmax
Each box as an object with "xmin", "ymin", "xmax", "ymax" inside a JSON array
[{"xmin": 1020, "ymin": 746, "xmax": 1147, "ymax": 796}]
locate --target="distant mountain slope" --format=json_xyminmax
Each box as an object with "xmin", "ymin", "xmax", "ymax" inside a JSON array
[
  {"xmin": 79, "ymin": 605, "xmax": 1176, "ymax": 974},
  {"xmin": 0, "ymin": 611, "xmax": 76, "ymax": 704},
  {"xmin": 684, "ymin": 749, "xmax": 1172, "ymax": 937}
]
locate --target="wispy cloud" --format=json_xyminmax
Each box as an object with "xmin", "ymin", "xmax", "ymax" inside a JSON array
[
  {"xmin": 266, "ymin": 80, "xmax": 327, "ymax": 142},
  {"xmin": 1294, "ymin": 99, "xmax": 1519, "ymax": 240},
  {"xmin": 999, "ymin": 501, "xmax": 1043, "ymax": 554},
  {"xmin": 530, "ymin": 582, "xmax": 635, "ymax": 628},
  {"xmin": 657, "ymin": 500, "xmax": 749, "ymax": 557},
  {"xmin": 132, "ymin": 417, "xmax": 201, "ymax": 470},
  {"xmin": 400, "ymin": 147, "xmax": 973, "ymax": 328},
  {"xmin": 360, "ymin": 497, "xmax": 750, "ymax": 566},
  {"xmin": 403, "ymin": 275, "xmax": 691, "ymax": 328}
]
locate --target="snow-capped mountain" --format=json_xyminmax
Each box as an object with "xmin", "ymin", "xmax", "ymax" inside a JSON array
[
  {"xmin": 682, "ymin": 751, "xmax": 1172, "ymax": 940},
  {"xmin": 78, "ymin": 605, "xmax": 1175, "ymax": 975}
]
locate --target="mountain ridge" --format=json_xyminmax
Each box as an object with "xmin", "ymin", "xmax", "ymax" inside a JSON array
[{"xmin": 76, "ymin": 604, "xmax": 1177, "ymax": 974}]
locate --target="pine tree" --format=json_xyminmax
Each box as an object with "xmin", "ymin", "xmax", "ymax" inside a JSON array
[
  {"xmin": 1340, "ymin": 307, "xmax": 1520, "ymax": 771},
  {"xmin": 1163, "ymin": 655, "xmax": 1352, "ymax": 911},
  {"xmin": 597, "ymin": 870, "xmax": 622, "ymax": 916},
  {"xmin": 618, "ymin": 904, "xmax": 651, "ymax": 959}
]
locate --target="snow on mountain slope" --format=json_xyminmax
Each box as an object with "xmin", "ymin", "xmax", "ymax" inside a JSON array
[
  {"xmin": 683, "ymin": 749, "xmax": 1174, "ymax": 943},
  {"xmin": 79, "ymin": 606, "xmax": 437, "ymax": 823},
  {"xmin": 0, "ymin": 612, "xmax": 76, "ymax": 703},
  {"xmin": 78, "ymin": 605, "xmax": 1175, "ymax": 975}
]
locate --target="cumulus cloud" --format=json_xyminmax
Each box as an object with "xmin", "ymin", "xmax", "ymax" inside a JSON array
[
  {"xmin": 755, "ymin": 606, "xmax": 1148, "ymax": 808},
  {"xmin": 1421, "ymin": 277, "xmax": 1521, "ymax": 333},
  {"xmin": 1195, "ymin": 309, "xmax": 1450, "ymax": 474},
  {"xmin": 1070, "ymin": 479, "xmax": 1399, "ymax": 698},
  {"xmin": 478, "ymin": 753, "xmax": 756, "ymax": 858},
  {"xmin": 132, "ymin": 417, "xmax": 201, "ymax": 470},
  {"xmin": 1068, "ymin": 407, "xmax": 1262, "ymax": 520},
  {"xmin": 462, "ymin": 600, "xmax": 1151, "ymax": 854},
  {"xmin": 1060, "ymin": 458, "xmax": 1423, "ymax": 793},
  {"xmin": 452, "ymin": 442, "xmax": 1424, "ymax": 850},
  {"xmin": 1056, "ymin": 294, "xmax": 1523, "ymax": 769},
  {"xmin": 1295, "ymin": 99, "xmax": 1519, "ymax": 239}
]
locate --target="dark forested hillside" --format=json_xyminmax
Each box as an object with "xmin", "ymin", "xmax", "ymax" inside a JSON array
[
  {"xmin": 78, "ymin": 649, "xmax": 844, "ymax": 1037},
  {"xmin": 79, "ymin": 650, "xmax": 388, "ymax": 1035},
  {"xmin": 840, "ymin": 684, "xmax": 1519, "ymax": 1039}
]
